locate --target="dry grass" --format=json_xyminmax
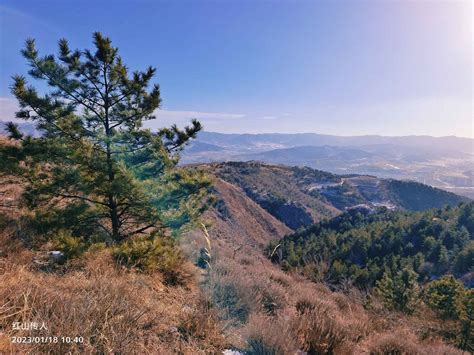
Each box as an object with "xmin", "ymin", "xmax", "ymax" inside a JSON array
[
  {"xmin": 365, "ymin": 328, "xmax": 465, "ymax": 355},
  {"xmin": 0, "ymin": 242, "xmax": 226, "ymax": 354},
  {"xmin": 199, "ymin": 247, "xmax": 371, "ymax": 353},
  {"xmin": 243, "ymin": 313, "xmax": 298, "ymax": 354}
]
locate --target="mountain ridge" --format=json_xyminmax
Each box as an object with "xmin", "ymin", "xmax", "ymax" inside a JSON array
[{"xmin": 201, "ymin": 161, "xmax": 469, "ymax": 230}]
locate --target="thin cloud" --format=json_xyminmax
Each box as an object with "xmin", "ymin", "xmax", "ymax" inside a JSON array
[
  {"xmin": 155, "ymin": 109, "xmax": 245, "ymax": 120},
  {"xmin": 0, "ymin": 96, "xmax": 246, "ymax": 128},
  {"xmin": 146, "ymin": 109, "xmax": 246, "ymax": 131},
  {"xmin": 0, "ymin": 5, "xmax": 62, "ymax": 34}
]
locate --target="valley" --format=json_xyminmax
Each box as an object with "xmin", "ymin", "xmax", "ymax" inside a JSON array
[{"xmin": 181, "ymin": 162, "xmax": 473, "ymax": 353}]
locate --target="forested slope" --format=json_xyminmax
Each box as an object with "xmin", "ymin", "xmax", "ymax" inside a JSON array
[{"xmin": 272, "ymin": 202, "xmax": 474, "ymax": 288}]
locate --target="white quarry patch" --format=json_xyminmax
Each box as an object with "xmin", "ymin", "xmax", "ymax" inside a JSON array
[{"xmin": 222, "ymin": 350, "xmax": 244, "ymax": 355}]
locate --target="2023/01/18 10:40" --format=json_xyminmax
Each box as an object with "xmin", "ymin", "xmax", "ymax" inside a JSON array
[{"xmin": 11, "ymin": 336, "xmax": 84, "ymax": 344}]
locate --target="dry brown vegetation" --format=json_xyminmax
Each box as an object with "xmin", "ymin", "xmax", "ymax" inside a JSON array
[
  {"xmin": 198, "ymin": 251, "xmax": 464, "ymax": 354},
  {"xmin": 0, "ymin": 161, "xmax": 227, "ymax": 353},
  {"xmin": 0, "ymin": 242, "xmax": 226, "ymax": 354}
]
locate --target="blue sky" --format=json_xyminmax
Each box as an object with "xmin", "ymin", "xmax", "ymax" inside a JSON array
[{"xmin": 0, "ymin": 0, "xmax": 472, "ymax": 137}]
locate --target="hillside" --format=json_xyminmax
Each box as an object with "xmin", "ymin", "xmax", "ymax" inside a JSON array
[
  {"xmin": 4, "ymin": 121, "xmax": 472, "ymax": 198},
  {"xmin": 2, "ymin": 12, "xmax": 471, "ymax": 354},
  {"xmin": 202, "ymin": 161, "xmax": 468, "ymax": 230},
  {"xmin": 201, "ymin": 178, "xmax": 291, "ymax": 249},
  {"xmin": 272, "ymin": 202, "xmax": 474, "ymax": 288},
  {"xmin": 182, "ymin": 174, "xmax": 467, "ymax": 354}
]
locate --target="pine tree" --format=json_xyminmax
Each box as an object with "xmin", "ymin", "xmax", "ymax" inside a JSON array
[
  {"xmin": 423, "ymin": 275, "xmax": 463, "ymax": 319},
  {"xmin": 1, "ymin": 33, "xmax": 211, "ymax": 243},
  {"xmin": 436, "ymin": 245, "xmax": 450, "ymax": 274},
  {"xmin": 376, "ymin": 268, "xmax": 419, "ymax": 313}
]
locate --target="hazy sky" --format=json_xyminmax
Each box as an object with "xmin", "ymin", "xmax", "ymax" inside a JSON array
[{"xmin": 1, "ymin": 0, "xmax": 472, "ymax": 137}]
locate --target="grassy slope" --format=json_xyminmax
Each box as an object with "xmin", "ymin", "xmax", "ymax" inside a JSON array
[{"xmin": 0, "ymin": 172, "xmax": 464, "ymax": 354}]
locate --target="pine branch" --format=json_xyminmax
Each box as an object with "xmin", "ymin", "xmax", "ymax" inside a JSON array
[
  {"xmin": 56, "ymin": 193, "xmax": 109, "ymax": 207},
  {"xmin": 30, "ymin": 57, "xmax": 105, "ymax": 122}
]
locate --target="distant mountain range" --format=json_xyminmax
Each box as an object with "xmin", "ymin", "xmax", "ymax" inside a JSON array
[
  {"xmin": 183, "ymin": 131, "xmax": 474, "ymax": 199},
  {"xmin": 194, "ymin": 131, "xmax": 474, "ymax": 154},
  {"xmin": 2, "ymin": 121, "xmax": 473, "ymax": 198}
]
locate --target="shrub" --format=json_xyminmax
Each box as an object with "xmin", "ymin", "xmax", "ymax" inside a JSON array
[
  {"xmin": 292, "ymin": 298, "xmax": 353, "ymax": 354},
  {"xmin": 423, "ymin": 275, "xmax": 464, "ymax": 319},
  {"xmin": 367, "ymin": 330, "xmax": 421, "ymax": 355},
  {"xmin": 375, "ymin": 268, "xmax": 419, "ymax": 313},
  {"xmin": 244, "ymin": 314, "xmax": 297, "ymax": 355},
  {"xmin": 257, "ymin": 282, "xmax": 287, "ymax": 316},
  {"xmin": 453, "ymin": 241, "xmax": 474, "ymax": 276},
  {"xmin": 212, "ymin": 282, "xmax": 250, "ymax": 322},
  {"xmin": 366, "ymin": 330, "xmax": 465, "ymax": 355},
  {"xmin": 206, "ymin": 260, "xmax": 260, "ymax": 323},
  {"xmin": 457, "ymin": 289, "xmax": 474, "ymax": 351},
  {"xmin": 113, "ymin": 234, "xmax": 187, "ymax": 285},
  {"xmin": 52, "ymin": 229, "xmax": 88, "ymax": 260},
  {"xmin": 176, "ymin": 299, "xmax": 224, "ymax": 348}
]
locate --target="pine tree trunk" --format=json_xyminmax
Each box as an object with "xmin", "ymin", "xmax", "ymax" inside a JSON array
[
  {"xmin": 106, "ymin": 141, "xmax": 120, "ymax": 241},
  {"xmin": 103, "ymin": 63, "xmax": 121, "ymax": 242},
  {"xmin": 109, "ymin": 198, "xmax": 120, "ymax": 241}
]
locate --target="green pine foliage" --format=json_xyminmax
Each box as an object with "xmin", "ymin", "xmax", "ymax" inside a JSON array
[
  {"xmin": 376, "ymin": 268, "xmax": 420, "ymax": 313},
  {"xmin": 422, "ymin": 277, "xmax": 473, "ymax": 350},
  {"xmin": 52, "ymin": 230, "xmax": 88, "ymax": 259},
  {"xmin": 423, "ymin": 275, "xmax": 464, "ymax": 319},
  {"xmin": 458, "ymin": 289, "xmax": 474, "ymax": 351},
  {"xmin": 271, "ymin": 202, "xmax": 473, "ymax": 347},
  {"xmin": 386, "ymin": 179, "xmax": 468, "ymax": 211},
  {"xmin": 0, "ymin": 33, "xmax": 212, "ymax": 245},
  {"xmin": 113, "ymin": 234, "xmax": 185, "ymax": 283}
]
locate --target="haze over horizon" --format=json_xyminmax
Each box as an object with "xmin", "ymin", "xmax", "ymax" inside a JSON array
[
  {"xmin": 1, "ymin": 0, "xmax": 472, "ymax": 138},
  {"xmin": 188, "ymin": 130, "xmax": 474, "ymax": 140}
]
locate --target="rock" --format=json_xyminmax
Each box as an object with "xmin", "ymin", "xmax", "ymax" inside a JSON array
[{"xmin": 47, "ymin": 251, "xmax": 65, "ymax": 262}]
